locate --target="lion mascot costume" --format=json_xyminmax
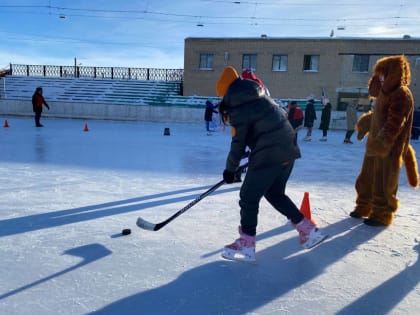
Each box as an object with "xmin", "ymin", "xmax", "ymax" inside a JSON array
[{"xmin": 351, "ymin": 55, "xmax": 419, "ymax": 226}]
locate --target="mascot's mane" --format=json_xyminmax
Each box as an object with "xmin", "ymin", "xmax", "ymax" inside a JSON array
[{"xmin": 373, "ymin": 55, "xmax": 411, "ymax": 94}]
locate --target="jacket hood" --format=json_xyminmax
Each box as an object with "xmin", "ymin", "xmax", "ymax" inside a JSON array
[
  {"xmin": 373, "ymin": 55, "xmax": 411, "ymax": 94},
  {"xmin": 223, "ymin": 78, "xmax": 265, "ymax": 110}
]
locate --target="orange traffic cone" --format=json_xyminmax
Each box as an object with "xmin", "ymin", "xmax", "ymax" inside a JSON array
[
  {"xmin": 300, "ymin": 192, "xmax": 316, "ymax": 225},
  {"xmin": 4, "ymin": 120, "xmax": 9, "ymax": 128},
  {"xmin": 83, "ymin": 123, "xmax": 89, "ymax": 132}
]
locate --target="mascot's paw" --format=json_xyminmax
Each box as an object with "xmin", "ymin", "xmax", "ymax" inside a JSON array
[
  {"xmin": 350, "ymin": 211, "xmax": 363, "ymax": 218},
  {"xmin": 350, "ymin": 207, "xmax": 371, "ymax": 219},
  {"xmin": 364, "ymin": 218, "xmax": 388, "ymax": 227},
  {"xmin": 355, "ymin": 112, "xmax": 372, "ymax": 141},
  {"xmin": 366, "ymin": 211, "xmax": 394, "ymax": 226},
  {"xmin": 357, "ymin": 131, "xmax": 368, "ymax": 141}
]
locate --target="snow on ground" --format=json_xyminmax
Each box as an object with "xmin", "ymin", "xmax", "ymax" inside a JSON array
[{"xmin": 0, "ymin": 116, "xmax": 419, "ymax": 315}]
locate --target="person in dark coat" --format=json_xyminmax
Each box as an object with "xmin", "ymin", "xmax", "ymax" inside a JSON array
[
  {"xmin": 32, "ymin": 87, "xmax": 50, "ymax": 127},
  {"xmin": 319, "ymin": 99, "xmax": 332, "ymax": 141},
  {"xmin": 204, "ymin": 98, "xmax": 218, "ymax": 135},
  {"xmin": 303, "ymin": 99, "xmax": 317, "ymax": 141},
  {"xmin": 411, "ymin": 106, "xmax": 420, "ymax": 140},
  {"xmin": 215, "ymin": 66, "xmax": 326, "ymax": 262}
]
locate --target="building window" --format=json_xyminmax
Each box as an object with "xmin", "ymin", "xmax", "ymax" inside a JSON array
[
  {"xmin": 242, "ymin": 54, "xmax": 257, "ymax": 71},
  {"xmin": 352, "ymin": 55, "xmax": 369, "ymax": 72},
  {"xmin": 303, "ymin": 55, "xmax": 319, "ymax": 72},
  {"xmin": 272, "ymin": 55, "xmax": 288, "ymax": 71},
  {"xmin": 199, "ymin": 53, "xmax": 214, "ymax": 70}
]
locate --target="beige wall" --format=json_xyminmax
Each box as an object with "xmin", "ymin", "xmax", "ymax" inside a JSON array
[{"xmin": 184, "ymin": 37, "xmax": 420, "ymax": 109}]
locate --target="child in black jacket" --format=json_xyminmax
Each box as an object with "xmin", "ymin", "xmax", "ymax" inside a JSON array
[{"xmin": 216, "ymin": 66, "xmax": 327, "ymax": 262}]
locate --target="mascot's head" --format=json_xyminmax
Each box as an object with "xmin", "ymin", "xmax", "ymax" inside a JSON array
[{"xmin": 372, "ymin": 55, "xmax": 411, "ymax": 94}]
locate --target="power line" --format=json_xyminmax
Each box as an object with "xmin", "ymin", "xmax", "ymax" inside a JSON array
[
  {"xmin": 0, "ymin": 4, "xmax": 418, "ymax": 21},
  {"xmin": 0, "ymin": 2, "xmax": 417, "ymax": 42}
]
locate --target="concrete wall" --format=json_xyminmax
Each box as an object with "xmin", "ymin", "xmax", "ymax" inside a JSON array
[
  {"xmin": 0, "ymin": 100, "xmax": 204, "ymax": 123},
  {"xmin": 0, "ymin": 99, "xmax": 352, "ymax": 129}
]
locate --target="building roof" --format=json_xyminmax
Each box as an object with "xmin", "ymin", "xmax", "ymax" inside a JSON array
[{"xmin": 185, "ymin": 36, "xmax": 419, "ymax": 41}]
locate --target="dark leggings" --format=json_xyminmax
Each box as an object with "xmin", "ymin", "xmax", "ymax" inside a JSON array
[
  {"xmin": 345, "ymin": 130, "xmax": 354, "ymax": 140},
  {"xmin": 34, "ymin": 111, "xmax": 42, "ymax": 126},
  {"xmin": 239, "ymin": 162, "xmax": 304, "ymax": 236}
]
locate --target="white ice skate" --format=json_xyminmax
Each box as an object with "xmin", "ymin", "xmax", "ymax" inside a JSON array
[
  {"xmin": 221, "ymin": 226, "xmax": 256, "ymax": 262},
  {"xmin": 295, "ymin": 217, "xmax": 328, "ymax": 249},
  {"xmin": 303, "ymin": 136, "xmax": 312, "ymax": 141}
]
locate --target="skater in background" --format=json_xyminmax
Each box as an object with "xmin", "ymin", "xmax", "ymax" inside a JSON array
[
  {"xmin": 32, "ymin": 86, "xmax": 50, "ymax": 127},
  {"xmin": 303, "ymin": 98, "xmax": 317, "ymax": 141},
  {"xmin": 287, "ymin": 100, "xmax": 304, "ymax": 141},
  {"xmin": 204, "ymin": 98, "xmax": 218, "ymax": 135},
  {"xmin": 215, "ymin": 66, "xmax": 326, "ymax": 262},
  {"xmin": 319, "ymin": 99, "xmax": 332, "ymax": 141},
  {"xmin": 343, "ymin": 100, "xmax": 359, "ymax": 144}
]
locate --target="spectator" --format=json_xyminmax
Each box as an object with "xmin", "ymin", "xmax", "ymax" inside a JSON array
[
  {"xmin": 412, "ymin": 106, "xmax": 420, "ymax": 141},
  {"xmin": 319, "ymin": 99, "xmax": 332, "ymax": 141},
  {"xmin": 303, "ymin": 99, "xmax": 317, "ymax": 141},
  {"xmin": 344, "ymin": 100, "xmax": 359, "ymax": 144}
]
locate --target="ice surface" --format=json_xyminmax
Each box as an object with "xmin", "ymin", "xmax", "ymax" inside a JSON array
[{"xmin": 0, "ymin": 116, "xmax": 419, "ymax": 315}]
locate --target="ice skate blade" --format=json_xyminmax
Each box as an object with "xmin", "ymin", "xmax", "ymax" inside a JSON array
[
  {"xmin": 302, "ymin": 233, "xmax": 328, "ymax": 249},
  {"xmin": 221, "ymin": 248, "xmax": 256, "ymax": 263}
]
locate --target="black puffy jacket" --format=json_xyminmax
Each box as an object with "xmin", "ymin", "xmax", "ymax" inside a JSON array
[{"xmin": 221, "ymin": 78, "xmax": 301, "ymax": 172}]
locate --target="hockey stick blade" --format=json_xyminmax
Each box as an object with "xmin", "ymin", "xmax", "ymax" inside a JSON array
[
  {"xmin": 136, "ymin": 162, "xmax": 248, "ymax": 232},
  {"xmin": 136, "ymin": 217, "xmax": 157, "ymax": 231}
]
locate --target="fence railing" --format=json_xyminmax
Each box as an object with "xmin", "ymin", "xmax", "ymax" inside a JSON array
[{"xmin": 9, "ymin": 64, "xmax": 184, "ymax": 81}]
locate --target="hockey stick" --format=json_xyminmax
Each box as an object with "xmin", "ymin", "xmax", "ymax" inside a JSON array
[{"xmin": 136, "ymin": 162, "xmax": 248, "ymax": 231}]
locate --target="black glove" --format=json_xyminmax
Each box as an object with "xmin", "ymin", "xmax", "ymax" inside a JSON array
[
  {"xmin": 223, "ymin": 169, "xmax": 235, "ymax": 184},
  {"xmin": 46, "ymin": 104, "xmax": 50, "ymax": 110}
]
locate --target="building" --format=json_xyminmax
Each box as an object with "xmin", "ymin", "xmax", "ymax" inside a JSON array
[{"xmin": 183, "ymin": 37, "xmax": 420, "ymax": 110}]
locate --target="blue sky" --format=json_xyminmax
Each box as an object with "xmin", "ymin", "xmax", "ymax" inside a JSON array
[{"xmin": 0, "ymin": 0, "xmax": 419, "ymax": 69}]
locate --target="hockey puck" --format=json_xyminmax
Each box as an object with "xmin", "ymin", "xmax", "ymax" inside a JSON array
[{"xmin": 122, "ymin": 228, "xmax": 131, "ymax": 235}]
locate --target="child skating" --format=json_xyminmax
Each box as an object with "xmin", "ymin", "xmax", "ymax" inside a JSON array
[{"xmin": 216, "ymin": 66, "xmax": 327, "ymax": 262}]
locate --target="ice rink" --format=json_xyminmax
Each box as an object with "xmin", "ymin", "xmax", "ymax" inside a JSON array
[{"xmin": 0, "ymin": 116, "xmax": 419, "ymax": 315}]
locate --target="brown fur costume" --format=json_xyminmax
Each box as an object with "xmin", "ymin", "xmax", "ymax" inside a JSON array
[{"xmin": 352, "ymin": 55, "xmax": 419, "ymax": 226}]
